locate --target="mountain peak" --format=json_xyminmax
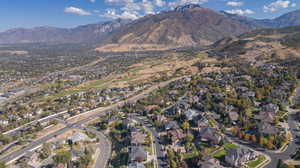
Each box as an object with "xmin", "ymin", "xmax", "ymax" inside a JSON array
[{"xmin": 174, "ymin": 4, "xmax": 202, "ymax": 12}]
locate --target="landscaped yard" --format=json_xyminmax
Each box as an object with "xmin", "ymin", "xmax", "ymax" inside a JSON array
[
  {"xmin": 211, "ymin": 148, "xmax": 226, "ymax": 158},
  {"xmin": 246, "ymin": 155, "xmax": 266, "ymax": 168},
  {"xmin": 211, "ymin": 143, "xmax": 241, "ymax": 162},
  {"xmin": 224, "ymin": 143, "xmax": 239, "ymax": 149},
  {"xmin": 184, "ymin": 151, "xmax": 199, "ymax": 159}
]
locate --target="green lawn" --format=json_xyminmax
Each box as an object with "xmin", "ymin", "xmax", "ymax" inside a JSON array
[
  {"xmin": 211, "ymin": 144, "xmax": 240, "ymax": 162},
  {"xmin": 224, "ymin": 143, "xmax": 239, "ymax": 149},
  {"xmin": 43, "ymin": 79, "xmax": 109, "ymax": 101},
  {"xmin": 246, "ymin": 155, "xmax": 266, "ymax": 168},
  {"xmin": 212, "ymin": 148, "xmax": 226, "ymax": 158},
  {"xmin": 184, "ymin": 151, "xmax": 199, "ymax": 159}
]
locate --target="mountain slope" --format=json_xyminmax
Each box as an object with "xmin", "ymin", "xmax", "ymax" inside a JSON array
[
  {"xmin": 97, "ymin": 4, "xmax": 255, "ymax": 51},
  {"xmin": 222, "ymin": 10, "xmax": 300, "ymax": 28},
  {"xmin": 0, "ymin": 19, "xmax": 130, "ymax": 44},
  {"xmin": 210, "ymin": 26, "xmax": 300, "ymax": 64}
]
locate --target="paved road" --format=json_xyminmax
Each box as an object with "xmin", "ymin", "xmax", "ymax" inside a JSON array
[
  {"xmin": 0, "ymin": 76, "xmax": 185, "ymax": 165},
  {"xmin": 130, "ymin": 114, "xmax": 167, "ymax": 168},
  {"xmin": 264, "ymin": 99, "xmax": 300, "ymax": 167},
  {"xmin": 225, "ymin": 86, "xmax": 300, "ymax": 168},
  {"xmin": 79, "ymin": 127, "xmax": 111, "ymax": 168},
  {"xmin": 225, "ymin": 108, "xmax": 299, "ymax": 168},
  {"xmin": 3, "ymin": 111, "xmax": 68, "ymax": 136}
]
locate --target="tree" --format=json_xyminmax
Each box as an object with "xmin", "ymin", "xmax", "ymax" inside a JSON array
[
  {"xmin": 182, "ymin": 121, "xmax": 190, "ymax": 132},
  {"xmin": 39, "ymin": 143, "xmax": 52, "ymax": 159},
  {"xmin": 286, "ymin": 133, "xmax": 292, "ymax": 143},
  {"xmin": 53, "ymin": 151, "xmax": 72, "ymax": 164},
  {"xmin": 238, "ymin": 132, "xmax": 245, "ymax": 139},
  {"xmin": 267, "ymin": 139, "xmax": 274, "ymax": 150},
  {"xmin": 245, "ymin": 108, "xmax": 252, "ymax": 118},
  {"xmin": 244, "ymin": 134, "xmax": 251, "ymax": 141},
  {"xmin": 251, "ymin": 135, "xmax": 257, "ymax": 144},
  {"xmin": 0, "ymin": 161, "xmax": 5, "ymax": 168},
  {"xmin": 170, "ymin": 160, "xmax": 177, "ymax": 168},
  {"xmin": 259, "ymin": 136, "xmax": 266, "ymax": 147},
  {"xmin": 186, "ymin": 133, "xmax": 194, "ymax": 143},
  {"xmin": 0, "ymin": 134, "xmax": 12, "ymax": 145},
  {"xmin": 231, "ymin": 127, "xmax": 238, "ymax": 136},
  {"xmin": 79, "ymin": 154, "xmax": 92, "ymax": 168},
  {"xmin": 167, "ymin": 149, "xmax": 175, "ymax": 160}
]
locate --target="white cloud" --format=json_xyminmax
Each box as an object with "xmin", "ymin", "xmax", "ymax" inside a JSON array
[
  {"xmin": 291, "ymin": 3, "xmax": 297, "ymax": 7},
  {"xmin": 64, "ymin": 7, "xmax": 92, "ymax": 16},
  {"xmin": 227, "ymin": 1, "xmax": 243, "ymax": 7},
  {"xmin": 225, "ymin": 9, "xmax": 255, "ymax": 15},
  {"xmin": 141, "ymin": 0, "xmax": 155, "ymax": 14},
  {"xmin": 154, "ymin": 0, "xmax": 166, "ymax": 7},
  {"xmin": 105, "ymin": 0, "xmax": 134, "ymax": 4},
  {"xmin": 90, "ymin": 0, "xmax": 96, "ymax": 2},
  {"xmin": 263, "ymin": 0, "xmax": 293, "ymax": 12},
  {"xmin": 169, "ymin": 0, "xmax": 208, "ymax": 8},
  {"xmin": 102, "ymin": 8, "xmax": 139, "ymax": 19},
  {"xmin": 101, "ymin": 0, "xmax": 208, "ymax": 20}
]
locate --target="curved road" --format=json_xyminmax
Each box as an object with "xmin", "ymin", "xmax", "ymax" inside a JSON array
[
  {"xmin": 227, "ymin": 86, "xmax": 300, "ymax": 168},
  {"xmin": 0, "ymin": 76, "xmax": 185, "ymax": 165}
]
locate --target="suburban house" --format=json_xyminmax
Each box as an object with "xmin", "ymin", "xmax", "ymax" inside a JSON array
[
  {"xmin": 172, "ymin": 100, "xmax": 191, "ymax": 115},
  {"xmin": 129, "ymin": 146, "xmax": 148, "ymax": 162},
  {"xmin": 167, "ymin": 129, "xmax": 185, "ymax": 145},
  {"xmin": 123, "ymin": 119, "xmax": 137, "ymax": 128},
  {"xmin": 228, "ymin": 112, "xmax": 239, "ymax": 123},
  {"xmin": 254, "ymin": 111, "xmax": 276, "ymax": 123},
  {"xmin": 198, "ymin": 155, "xmax": 224, "ymax": 168},
  {"xmin": 164, "ymin": 121, "xmax": 180, "ymax": 131},
  {"xmin": 68, "ymin": 132, "xmax": 90, "ymax": 143},
  {"xmin": 153, "ymin": 114, "xmax": 167, "ymax": 124},
  {"xmin": 197, "ymin": 116, "xmax": 209, "ymax": 128},
  {"xmin": 183, "ymin": 109, "xmax": 199, "ymax": 121},
  {"xmin": 131, "ymin": 131, "xmax": 146, "ymax": 145},
  {"xmin": 128, "ymin": 162, "xmax": 146, "ymax": 168},
  {"xmin": 258, "ymin": 122, "xmax": 278, "ymax": 136},
  {"xmin": 198, "ymin": 126, "xmax": 222, "ymax": 145},
  {"xmin": 225, "ymin": 148, "xmax": 257, "ymax": 167},
  {"xmin": 70, "ymin": 149, "xmax": 84, "ymax": 161},
  {"xmin": 263, "ymin": 103, "xmax": 279, "ymax": 113}
]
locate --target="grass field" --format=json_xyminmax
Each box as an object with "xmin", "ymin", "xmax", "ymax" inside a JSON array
[
  {"xmin": 212, "ymin": 148, "xmax": 226, "ymax": 158},
  {"xmin": 224, "ymin": 143, "xmax": 239, "ymax": 149},
  {"xmin": 246, "ymin": 155, "xmax": 266, "ymax": 167}
]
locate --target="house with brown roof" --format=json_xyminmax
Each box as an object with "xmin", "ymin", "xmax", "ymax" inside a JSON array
[
  {"xmin": 131, "ymin": 131, "xmax": 146, "ymax": 145},
  {"xmin": 198, "ymin": 155, "xmax": 224, "ymax": 168},
  {"xmin": 167, "ymin": 129, "xmax": 185, "ymax": 145},
  {"xmin": 130, "ymin": 146, "xmax": 148, "ymax": 162}
]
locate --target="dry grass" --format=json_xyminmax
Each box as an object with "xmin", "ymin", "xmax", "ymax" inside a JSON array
[{"xmin": 95, "ymin": 43, "xmax": 178, "ymax": 52}]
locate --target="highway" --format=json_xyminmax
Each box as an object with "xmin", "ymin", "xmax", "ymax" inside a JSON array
[{"xmin": 0, "ymin": 76, "xmax": 185, "ymax": 165}]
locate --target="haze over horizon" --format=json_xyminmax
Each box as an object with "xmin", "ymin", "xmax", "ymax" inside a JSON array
[{"xmin": 0, "ymin": 0, "xmax": 299, "ymax": 32}]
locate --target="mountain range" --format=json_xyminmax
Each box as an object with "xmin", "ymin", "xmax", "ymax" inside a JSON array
[
  {"xmin": 0, "ymin": 19, "xmax": 130, "ymax": 44},
  {"xmin": 2, "ymin": 4, "xmax": 300, "ymax": 51}
]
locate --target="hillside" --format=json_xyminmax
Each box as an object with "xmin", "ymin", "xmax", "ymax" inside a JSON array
[
  {"xmin": 222, "ymin": 10, "xmax": 300, "ymax": 28},
  {"xmin": 210, "ymin": 26, "xmax": 300, "ymax": 65},
  {"xmin": 96, "ymin": 4, "xmax": 255, "ymax": 51},
  {"xmin": 0, "ymin": 19, "xmax": 130, "ymax": 44}
]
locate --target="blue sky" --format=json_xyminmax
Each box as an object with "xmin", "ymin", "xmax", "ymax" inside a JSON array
[{"xmin": 0, "ymin": 0, "xmax": 299, "ymax": 31}]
